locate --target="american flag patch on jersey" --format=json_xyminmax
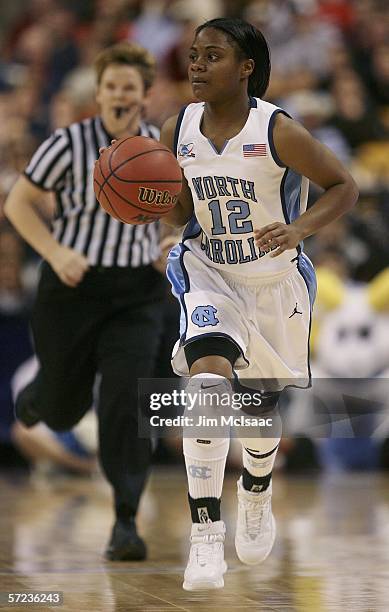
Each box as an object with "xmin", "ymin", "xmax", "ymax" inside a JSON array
[{"xmin": 243, "ymin": 143, "xmax": 267, "ymax": 157}]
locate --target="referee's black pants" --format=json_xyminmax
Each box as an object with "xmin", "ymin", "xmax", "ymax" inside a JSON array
[{"xmin": 28, "ymin": 262, "xmax": 165, "ymax": 521}]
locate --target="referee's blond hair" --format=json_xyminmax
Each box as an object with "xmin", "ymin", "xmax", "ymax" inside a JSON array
[{"xmin": 94, "ymin": 42, "xmax": 156, "ymax": 91}]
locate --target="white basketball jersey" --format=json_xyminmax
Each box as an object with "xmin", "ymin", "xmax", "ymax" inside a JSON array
[{"xmin": 175, "ymin": 97, "xmax": 309, "ymax": 279}]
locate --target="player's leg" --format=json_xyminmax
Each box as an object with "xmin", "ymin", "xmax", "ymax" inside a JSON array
[
  {"xmin": 167, "ymin": 247, "xmax": 250, "ymax": 588},
  {"xmin": 182, "ymin": 337, "xmax": 239, "ymax": 591},
  {"xmin": 234, "ymin": 390, "xmax": 281, "ymax": 565},
  {"xmin": 233, "ymin": 264, "xmax": 314, "ymax": 565},
  {"xmin": 96, "ymin": 300, "xmax": 163, "ymax": 561},
  {"xmin": 15, "ymin": 264, "xmax": 97, "ymax": 431}
]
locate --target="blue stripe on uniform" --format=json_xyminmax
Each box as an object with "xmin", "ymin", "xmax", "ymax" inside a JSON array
[
  {"xmin": 297, "ymin": 252, "xmax": 317, "ymax": 382},
  {"xmin": 297, "ymin": 252, "xmax": 317, "ymax": 309},
  {"xmin": 267, "ymin": 109, "xmax": 290, "ymax": 167},
  {"xmin": 173, "ymin": 105, "xmax": 188, "ymax": 157},
  {"xmin": 166, "ymin": 244, "xmax": 190, "ymax": 339},
  {"xmin": 280, "ymin": 168, "xmax": 302, "ymax": 225}
]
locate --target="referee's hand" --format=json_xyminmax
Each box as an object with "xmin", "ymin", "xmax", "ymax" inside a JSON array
[{"xmin": 48, "ymin": 245, "xmax": 89, "ymax": 287}]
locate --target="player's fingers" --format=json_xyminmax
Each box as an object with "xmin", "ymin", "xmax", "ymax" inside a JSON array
[
  {"xmin": 254, "ymin": 223, "xmax": 281, "ymax": 239},
  {"xmin": 256, "ymin": 231, "xmax": 284, "ymax": 250},
  {"xmin": 98, "ymin": 140, "xmax": 117, "ymax": 155},
  {"xmin": 270, "ymin": 247, "xmax": 286, "ymax": 258},
  {"xmin": 269, "ymin": 240, "xmax": 288, "ymax": 258},
  {"xmin": 254, "ymin": 222, "xmax": 280, "ymax": 234},
  {"xmin": 255, "ymin": 228, "xmax": 284, "ymax": 246}
]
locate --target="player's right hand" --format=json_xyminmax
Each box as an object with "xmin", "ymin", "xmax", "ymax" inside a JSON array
[{"xmin": 47, "ymin": 245, "xmax": 90, "ymax": 287}]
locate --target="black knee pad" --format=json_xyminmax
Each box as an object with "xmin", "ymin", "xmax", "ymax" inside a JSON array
[{"xmin": 184, "ymin": 336, "xmax": 240, "ymax": 370}]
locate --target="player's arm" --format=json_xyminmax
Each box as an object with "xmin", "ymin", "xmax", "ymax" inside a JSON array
[
  {"xmin": 159, "ymin": 115, "xmax": 194, "ymax": 227},
  {"xmin": 254, "ymin": 113, "xmax": 359, "ymax": 257},
  {"xmin": 4, "ymin": 176, "xmax": 89, "ymax": 287}
]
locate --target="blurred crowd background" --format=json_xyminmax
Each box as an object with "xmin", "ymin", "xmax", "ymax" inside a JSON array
[{"xmin": 0, "ymin": 0, "xmax": 388, "ymax": 477}]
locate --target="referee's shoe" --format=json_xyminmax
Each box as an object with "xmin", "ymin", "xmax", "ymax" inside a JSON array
[
  {"xmin": 105, "ymin": 518, "xmax": 147, "ymax": 561},
  {"xmin": 15, "ymin": 382, "xmax": 41, "ymax": 428}
]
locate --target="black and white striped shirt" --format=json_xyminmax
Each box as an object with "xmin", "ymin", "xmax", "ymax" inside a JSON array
[{"xmin": 24, "ymin": 117, "xmax": 161, "ymax": 268}]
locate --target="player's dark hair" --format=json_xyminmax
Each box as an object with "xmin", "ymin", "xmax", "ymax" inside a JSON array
[{"xmin": 195, "ymin": 18, "xmax": 271, "ymax": 98}]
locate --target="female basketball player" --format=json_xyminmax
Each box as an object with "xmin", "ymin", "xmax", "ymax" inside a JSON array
[{"xmin": 160, "ymin": 18, "xmax": 358, "ymax": 590}]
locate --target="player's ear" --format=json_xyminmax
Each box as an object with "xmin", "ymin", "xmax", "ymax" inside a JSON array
[{"xmin": 241, "ymin": 59, "xmax": 254, "ymax": 79}]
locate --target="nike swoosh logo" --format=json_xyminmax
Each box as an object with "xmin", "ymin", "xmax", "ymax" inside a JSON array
[{"xmin": 200, "ymin": 383, "xmax": 220, "ymax": 390}]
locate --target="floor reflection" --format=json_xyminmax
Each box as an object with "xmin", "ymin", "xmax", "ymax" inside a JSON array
[{"xmin": 0, "ymin": 470, "xmax": 388, "ymax": 611}]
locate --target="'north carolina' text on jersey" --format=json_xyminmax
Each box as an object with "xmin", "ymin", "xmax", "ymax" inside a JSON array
[{"xmin": 174, "ymin": 97, "xmax": 309, "ymax": 278}]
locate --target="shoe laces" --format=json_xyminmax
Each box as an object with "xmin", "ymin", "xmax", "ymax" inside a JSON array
[
  {"xmin": 191, "ymin": 532, "xmax": 224, "ymax": 567},
  {"xmin": 244, "ymin": 495, "xmax": 271, "ymax": 537}
]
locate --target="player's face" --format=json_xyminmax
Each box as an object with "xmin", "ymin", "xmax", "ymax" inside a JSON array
[
  {"xmin": 188, "ymin": 28, "xmax": 247, "ymax": 102},
  {"xmin": 96, "ymin": 64, "xmax": 145, "ymax": 132}
]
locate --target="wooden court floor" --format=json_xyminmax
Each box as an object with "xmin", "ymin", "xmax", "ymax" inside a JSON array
[{"xmin": 1, "ymin": 468, "xmax": 389, "ymax": 612}]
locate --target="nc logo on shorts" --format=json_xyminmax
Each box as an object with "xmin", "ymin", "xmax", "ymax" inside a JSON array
[{"xmin": 191, "ymin": 305, "xmax": 219, "ymax": 327}]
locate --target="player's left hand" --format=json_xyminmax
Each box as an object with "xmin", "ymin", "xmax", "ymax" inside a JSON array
[{"xmin": 254, "ymin": 222, "xmax": 303, "ymax": 258}]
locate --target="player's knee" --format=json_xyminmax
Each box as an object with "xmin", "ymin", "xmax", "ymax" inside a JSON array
[
  {"xmin": 185, "ymin": 372, "xmax": 232, "ymax": 401},
  {"xmin": 182, "ymin": 375, "xmax": 232, "ymax": 458}
]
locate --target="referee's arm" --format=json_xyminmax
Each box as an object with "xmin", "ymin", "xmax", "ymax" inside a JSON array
[{"xmin": 4, "ymin": 176, "xmax": 89, "ymax": 288}]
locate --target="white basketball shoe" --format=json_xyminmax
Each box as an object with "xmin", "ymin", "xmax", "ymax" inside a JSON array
[
  {"xmin": 183, "ymin": 520, "xmax": 227, "ymax": 591},
  {"xmin": 235, "ymin": 477, "xmax": 276, "ymax": 565}
]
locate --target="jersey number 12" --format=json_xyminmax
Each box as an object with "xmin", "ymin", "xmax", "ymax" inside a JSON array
[{"xmin": 208, "ymin": 199, "xmax": 253, "ymax": 235}]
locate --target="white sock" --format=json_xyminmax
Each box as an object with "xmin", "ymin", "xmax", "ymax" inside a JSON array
[
  {"xmin": 239, "ymin": 437, "xmax": 280, "ymax": 479},
  {"xmin": 183, "ymin": 373, "xmax": 231, "ymax": 499},
  {"xmin": 184, "ymin": 436, "xmax": 229, "ymax": 499}
]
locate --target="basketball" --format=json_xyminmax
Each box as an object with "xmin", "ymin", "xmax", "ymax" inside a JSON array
[{"xmin": 93, "ymin": 136, "xmax": 182, "ymax": 225}]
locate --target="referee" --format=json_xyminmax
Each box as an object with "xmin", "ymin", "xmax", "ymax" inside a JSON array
[{"xmin": 4, "ymin": 43, "xmax": 166, "ymax": 561}]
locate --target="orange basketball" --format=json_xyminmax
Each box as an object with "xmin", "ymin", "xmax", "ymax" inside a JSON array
[{"xmin": 93, "ymin": 136, "xmax": 182, "ymax": 225}]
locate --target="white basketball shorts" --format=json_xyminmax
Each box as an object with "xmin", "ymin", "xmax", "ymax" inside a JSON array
[{"xmin": 167, "ymin": 244, "xmax": 316, "ymax": 390}]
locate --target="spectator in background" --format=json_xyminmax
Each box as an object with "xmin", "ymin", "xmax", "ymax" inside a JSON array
[
  {"xmin": 39, "ymin": 5, "xmax": 80, "ymax": 101},
  {"xmin": 349, "ymin": 2, "xmax": 389, "ymax": 93},
  {"xmin": 128, "ymin": 0, "xmax": 183, "ymax": 61},
  {"xmin": 368, "ymin": 43, "xmax": 389, "ymax": 107},
  {"xmin": 0, "ymin": 226, "xmax": 32, "ymax": 453},
  {"xmin": 270, "ymin": 2, "xmax": 342, "ymax": 84},
  {"xmin": 317, "ymin": 0, "xmax": 356, "ymax": 34},
  {"xmin": 281, "ymin": 89, "xmax": 351, "ymax": 164},
  {"xmin": 162, "ymin": 3, "xmax": 202, "ymax": 86},
  {"xmin": 0, "ymin": 227, "xmax": 31, "ymax": 315},
  {"xmin": 330, "ymin": 70, "xmax": 388, "ymax": 150}
]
